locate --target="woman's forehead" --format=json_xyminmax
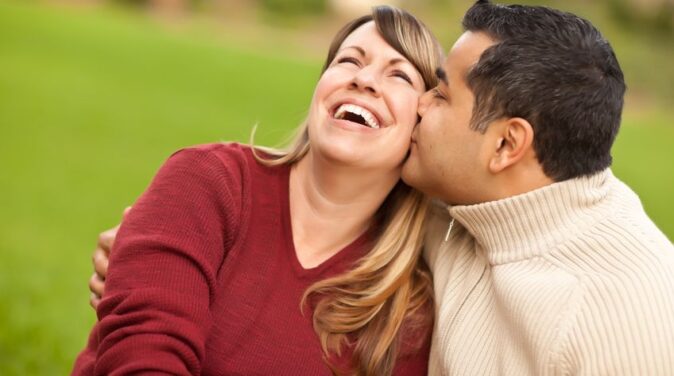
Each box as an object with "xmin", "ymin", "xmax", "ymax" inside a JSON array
[
  {"xmin": 338, "ymin": 21, "xmax": 410, "ymax": 64},
  {"xmin": 339, "ymin": 21, "xmax": 380, "ymax": 47}
]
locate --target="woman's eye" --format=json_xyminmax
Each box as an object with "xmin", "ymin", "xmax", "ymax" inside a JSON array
[
  {"xmin": 392, "ymin": 71, "xmax": 413, "ymax": 85},
  {"xmin": 337, "ymin": 57, "xmax": 360, "ymax": 66}
]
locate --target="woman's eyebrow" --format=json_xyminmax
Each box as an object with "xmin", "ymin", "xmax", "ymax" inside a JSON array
[
  {"xmin": 340, "ymin": 45, "xmax": 367, "ymax": 57},
  {"xmin": 339, "ymin": 46, "xmax": 412, "ymax": 67},
  {"xmin": 389, "ymin": 58, "xmax": 410, "ymax": 66}
]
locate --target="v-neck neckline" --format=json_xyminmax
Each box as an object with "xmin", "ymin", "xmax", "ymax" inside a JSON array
[{"xmin": 279, "ymin": 165, "xmax": 372, "ymax": 280}]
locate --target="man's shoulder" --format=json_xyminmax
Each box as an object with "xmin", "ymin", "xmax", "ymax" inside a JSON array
[
  {"xmin": 554, "ymin": 191, "xmax": 674, "ymax": 288},
  {"xmin": 589, "ymin": 173, "xmax": 674, "ymax": 263},
  {"xmin": 551, "ymin": 176, "xmax": 674, "ymax": 311}
]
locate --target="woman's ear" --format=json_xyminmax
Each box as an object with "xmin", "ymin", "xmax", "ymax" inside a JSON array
[{"xmin": 488, "ymin": 117, "xmax": 534, "ymax": 174}]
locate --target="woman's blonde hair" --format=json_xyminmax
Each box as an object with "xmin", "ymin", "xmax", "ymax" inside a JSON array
[{"xmin": 253, "ymin": 6, "xmax": 443, "ymax": 375}]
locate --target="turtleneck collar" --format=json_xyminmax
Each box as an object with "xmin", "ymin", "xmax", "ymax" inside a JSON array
[{"xmin": 448, "ymin": 169, "xmax": 617, "ymax": 265}]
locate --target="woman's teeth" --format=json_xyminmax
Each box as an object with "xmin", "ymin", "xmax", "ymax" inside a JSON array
[{"xmin": 334, "ymin": 104, "xmax": 380, "ymax": 129}]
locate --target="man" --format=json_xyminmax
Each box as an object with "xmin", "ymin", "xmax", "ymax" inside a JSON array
[{"xmin": 402, "ymin": 0, "xmax": 674, "ymax": 374}]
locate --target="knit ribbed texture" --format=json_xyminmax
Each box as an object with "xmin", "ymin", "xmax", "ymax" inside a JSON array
[
  {"xmin": 425, "ymin": 169, "xmax": 674, "ymax": 375},
  {"xmin": 72, "ymin": 143, "xmax": 431, "ymax": 375}
]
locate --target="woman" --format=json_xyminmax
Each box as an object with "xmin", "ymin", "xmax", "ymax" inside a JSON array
[{"xmin": 75, "ymin": 6, "xmax": 443, "ymax": 375}]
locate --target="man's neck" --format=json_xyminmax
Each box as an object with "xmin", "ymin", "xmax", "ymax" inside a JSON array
[
  {"xmin": 447, "ymin": 169, "xmax": 614, "ymax": 265},
  {"xmin": 492, "ymin": 171, "xmax": 555, "ymax": 202},
  {"xmin": 481, "ymin": 161, "xmax": 555, "ymax": 204}
]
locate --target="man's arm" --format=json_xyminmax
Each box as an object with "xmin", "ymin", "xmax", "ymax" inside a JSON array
[{"xmin": 557, "ymin": 268, "xmax": 674, "ymax": 375}]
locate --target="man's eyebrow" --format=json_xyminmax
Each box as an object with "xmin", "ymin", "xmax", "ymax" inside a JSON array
[{"xmin": 435, "ymin": 67, "xmax": 448, "ymax": 85}]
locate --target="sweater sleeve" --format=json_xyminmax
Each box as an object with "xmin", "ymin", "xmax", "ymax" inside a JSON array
[
  {"xmin": 72, "ymin": 146, "xmax": 242, "ymax": 376},
  {"xmin": 556, "ymin": 265, "xmax": 674, "ymax": 375}
]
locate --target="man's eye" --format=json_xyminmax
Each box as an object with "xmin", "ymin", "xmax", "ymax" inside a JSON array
[{"xmin": 432, "ymin": 88, "xmax": 446, "ymax": 100}]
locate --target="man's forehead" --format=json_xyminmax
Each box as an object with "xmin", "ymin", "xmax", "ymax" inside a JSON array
[
  {"xmin": 452, "ymin": 31, "xmax": 496, "ymax": 54},
  {"xmin": 443, "ymin": 31, "xmax": 496, "ymax": 81}
]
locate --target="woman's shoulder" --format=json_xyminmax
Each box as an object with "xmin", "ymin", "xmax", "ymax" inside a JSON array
[
  {"xmin": 172, "ymin": 142, "xmax": 252, "ymax": 165},
  {"xmin": 160, "ymin": 141, "xmax": 286, "ymax": 211},
  {"xmin": 171, "ymin": 142, "xmax": 282, "ymax": 172},
  {"xmin": 164, "ymin": 142, "xmax": 262, "ymax": 183}
]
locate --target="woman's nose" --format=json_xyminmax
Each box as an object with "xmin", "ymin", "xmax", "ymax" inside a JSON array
[
  {"xmin": 349, "ymin": 66, "xmax": 381, "ymax": 97},
  {"xmin": 417, "ymin": 90, "xmax": 432, "ymax": 117}
]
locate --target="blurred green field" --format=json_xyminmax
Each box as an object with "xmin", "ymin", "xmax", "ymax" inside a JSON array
[{"xmin": 0, "ymin": 1, "xmax": 671, "ymax": 373}]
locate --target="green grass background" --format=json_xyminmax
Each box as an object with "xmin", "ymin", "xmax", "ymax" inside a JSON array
[{"xmin": 0, "ymin": 1, "xmax": 671, "ymax": 373}]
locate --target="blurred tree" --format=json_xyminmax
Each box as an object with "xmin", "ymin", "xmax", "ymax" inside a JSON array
[
  {"xmin": 258, "ymin": 0, "xmax": 326, "ymax": 16},
  {"xmin": 608, "ymin": 0, "xmax": 673, "ymax": 35},
  {"xmin": 109, "ymin": 0, "xmax": 208, "ymax": 13},
  {"xmin": 327, "ymin": 0, "xmax": 402, "ymax": 19}
]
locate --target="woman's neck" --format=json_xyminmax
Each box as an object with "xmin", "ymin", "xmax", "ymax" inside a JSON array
[{"xmin": 289, "ymin": 152, "xmax": 400, "ymax": 268}]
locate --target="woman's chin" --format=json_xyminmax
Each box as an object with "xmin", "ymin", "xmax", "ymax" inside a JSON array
[
  {"xmin": 313, "ymin": 144, "xmax": 404, "ymax": 174},
  {"xmin": 315, "ymin": 144, "xmax": 367, "ymax": 166}
]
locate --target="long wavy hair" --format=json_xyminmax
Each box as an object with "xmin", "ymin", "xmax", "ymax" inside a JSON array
[{"xmin": 253, "ymin": 6, "xmax": 443, "ymax": 375}]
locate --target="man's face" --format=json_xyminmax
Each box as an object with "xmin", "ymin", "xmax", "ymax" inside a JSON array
[{"xmin": 402, "ymin": 31, "xmax": 497, "ymax": 205}]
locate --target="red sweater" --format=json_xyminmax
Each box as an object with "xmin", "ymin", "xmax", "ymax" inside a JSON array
[{"xmin": 73, "ymin": 143, "xmax": 430, "ymax": 375}]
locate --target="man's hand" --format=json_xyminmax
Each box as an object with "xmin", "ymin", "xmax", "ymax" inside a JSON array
[{"xmin": 89, "ymin": 207, "xmax": 131, "ymax": 309}]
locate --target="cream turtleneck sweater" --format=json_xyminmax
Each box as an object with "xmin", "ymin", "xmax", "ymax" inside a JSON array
[{"xmin": 424, "ymin": 169, "xmax": 674, "ymax": 375}]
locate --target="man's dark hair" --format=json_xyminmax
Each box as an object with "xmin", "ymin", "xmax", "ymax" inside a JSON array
[{"xmin": 463, "ymin": 0, "xmax": 626, "ymax": 181}]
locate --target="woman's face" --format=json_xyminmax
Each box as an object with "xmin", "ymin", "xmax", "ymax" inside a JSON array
[{"xmin": 306, "ymin": 21, "xmax": 426, "ymax": 173}]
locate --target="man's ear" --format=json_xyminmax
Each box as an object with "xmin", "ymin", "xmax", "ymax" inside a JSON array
[{"xmin": 488, "ymin": 117, "xmax": 534, "ymax": 174}]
